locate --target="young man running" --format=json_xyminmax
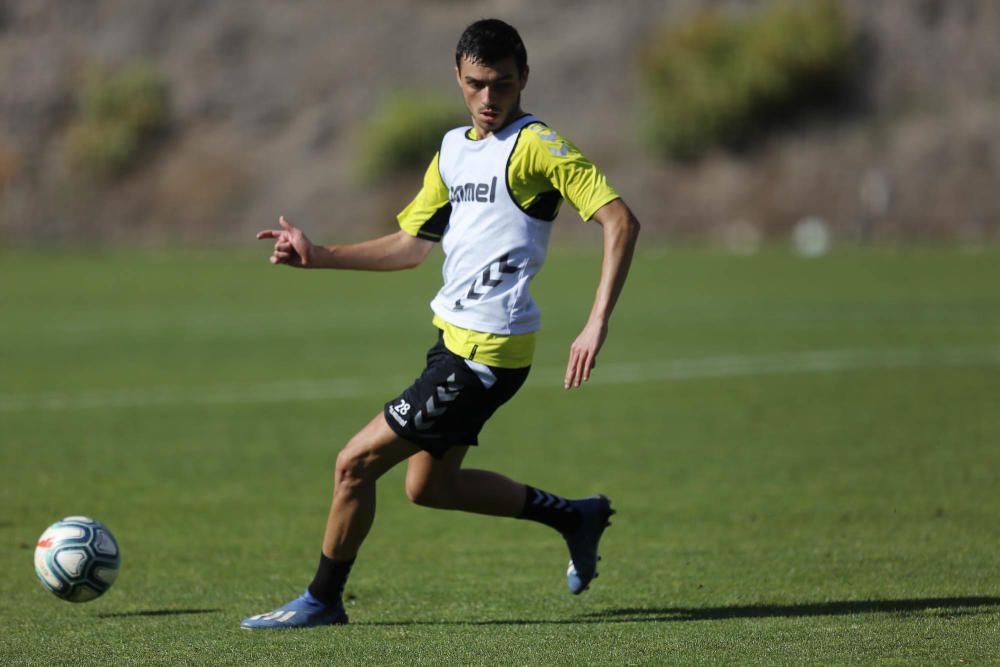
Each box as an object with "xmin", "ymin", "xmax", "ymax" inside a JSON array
[{"xmin": 242, "ymin": 18, "xmax": 639, "ymax": 629}]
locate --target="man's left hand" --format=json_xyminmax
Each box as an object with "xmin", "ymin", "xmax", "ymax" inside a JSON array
[{"xmin": 564, "ymin": 319, "xmax": 608, "ymax": 389}]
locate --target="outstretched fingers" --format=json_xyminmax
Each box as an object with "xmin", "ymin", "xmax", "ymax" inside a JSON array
[
  {"xmin": 257, "ymin": 216, "xmax": 296, "ymax": 241},
  {"xmin": 256, "ymin": 216, "xmax": 307, "ymax": 266}
]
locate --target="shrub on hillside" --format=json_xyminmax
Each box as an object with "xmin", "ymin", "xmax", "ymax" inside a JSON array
[
  {"xmin": 66, "ymin": 63, "xmax": 170, "ymax": 179},
  {"xmin": 357, "ymin": 91, "xmax": 464, "ymax": 184},
  {"xmin": 639, "ymin": 0, "xmax": 854, "ymax": 160}
]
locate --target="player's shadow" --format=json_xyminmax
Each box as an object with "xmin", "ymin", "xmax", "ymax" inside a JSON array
[
  {"xmin": 360, "ymin": 596, "xmax": 1000, "ymax": 626},
  {"xmin": 97, "ymin": 608, "xmax": 221, "ymax": 619},
  {"xmin": 580, "ymin": 596, "xmax": 1000, "ymax": 623}
]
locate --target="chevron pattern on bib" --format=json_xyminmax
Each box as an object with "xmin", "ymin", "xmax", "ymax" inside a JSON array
[{"xmin": 463, "ymin": 253, "xmax": 520, "ymax": 302}]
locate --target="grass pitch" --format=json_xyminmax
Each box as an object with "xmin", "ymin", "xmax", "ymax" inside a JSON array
[{"xmin": 2, "ymin": 244, "xmax": 999, "ymax": 664}]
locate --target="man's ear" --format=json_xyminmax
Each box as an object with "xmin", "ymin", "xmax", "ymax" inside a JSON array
[
  {"xmin": 520, "ymin": 65, "xmax": 530, "ymax": 90},
  {"xmin": 455, "ymin": 65, "xmax": 463, "ymax": 88}
]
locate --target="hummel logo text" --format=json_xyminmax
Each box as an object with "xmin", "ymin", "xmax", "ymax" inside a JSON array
[{"xmin": 450, "ymin": 176, "xmax": 497, "ymax": 204}]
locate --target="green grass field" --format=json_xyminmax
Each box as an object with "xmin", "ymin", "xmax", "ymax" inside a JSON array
[{"xmin": 2, "ymin": 245, "xmax": 999, "ymax": 664}]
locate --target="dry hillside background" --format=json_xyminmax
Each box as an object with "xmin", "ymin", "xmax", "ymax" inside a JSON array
[{"xmin": 1, "ymin": 0, "xmax": 998, "ymax": 247}]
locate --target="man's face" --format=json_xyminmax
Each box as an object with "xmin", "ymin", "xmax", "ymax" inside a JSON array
[{"xmin": 455, "ymin": 54, "xmax": 528, "ymax": 138}]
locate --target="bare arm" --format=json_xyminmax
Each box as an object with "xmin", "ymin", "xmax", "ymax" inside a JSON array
[
  {"xmin": 257, "ymin": 216, "xmax": 434, "ymax": 271},
  {"xmin": 564, "ymin": 198, "xmax": 640, "ymax": 389}
]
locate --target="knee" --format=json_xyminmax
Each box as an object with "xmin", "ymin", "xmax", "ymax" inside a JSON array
[{"xmin": 335, "ymin": 446, "xmax": 371, "ymax": 491}]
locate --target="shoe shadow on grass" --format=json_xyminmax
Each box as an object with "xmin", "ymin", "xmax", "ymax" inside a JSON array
[
  {"xmin": 360, "ymin": 596, "xmax": 1000, "ymax": 626},
  {"xmin": 97, "ymin": 609, "xmax": 222, "ymax": 619}
]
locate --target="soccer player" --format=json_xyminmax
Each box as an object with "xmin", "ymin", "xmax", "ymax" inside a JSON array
[{"xmin": 242, "ymin": 18, "xmax": 640, "ymax": 629}]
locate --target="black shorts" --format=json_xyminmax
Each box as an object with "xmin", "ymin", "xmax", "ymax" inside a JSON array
[{"xmin": 383, "ymin": 331, "xmax": 530, "ymax": 458}]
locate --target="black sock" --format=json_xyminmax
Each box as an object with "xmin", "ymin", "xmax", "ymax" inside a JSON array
[
  {"xmin": 307, "ymin": 553, "xmax": 354, "ymax": 606},
  {"xmin": 518, "ymin": 485, "xmax": 581, "ymax": 534}
]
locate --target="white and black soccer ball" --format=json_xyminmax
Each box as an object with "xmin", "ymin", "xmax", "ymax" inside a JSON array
[{"xmin": 34, "ymin": 516, "xmax": 120, "ymax": 602}]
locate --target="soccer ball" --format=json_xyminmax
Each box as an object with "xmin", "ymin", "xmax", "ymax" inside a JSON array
[{"xmin": 34, "ymin": 516, "xmax": 120, "ymax": 602}]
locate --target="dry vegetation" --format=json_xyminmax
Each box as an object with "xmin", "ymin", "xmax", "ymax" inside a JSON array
[{"xmin": 0, "ymin": 0, "xmax": 997, "ymax": 246}]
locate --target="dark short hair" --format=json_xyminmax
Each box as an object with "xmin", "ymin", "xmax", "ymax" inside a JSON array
[{"xmin": 455, "ymin": 19, "xmax": 528, "ymax": 76}]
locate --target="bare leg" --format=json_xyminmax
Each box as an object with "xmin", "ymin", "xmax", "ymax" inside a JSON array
[
  {"xmin": 404, "ymin": 446, "xmax": 526, "ymax": 516},
  {"xmin": 323, "ymin": 414, "xmax": 420, "ymax": 560},
  {"xmin": 241, "ymin": 414, "xmax": 419, "ymax": 628}
]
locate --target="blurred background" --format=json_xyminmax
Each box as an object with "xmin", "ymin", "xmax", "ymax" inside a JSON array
[{"xmin": 0, "ymin": 0, "xmax": 998, "ymax": 249}]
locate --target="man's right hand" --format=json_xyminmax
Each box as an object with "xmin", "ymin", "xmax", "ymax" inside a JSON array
[{"xmin": 256, "ymin": 216, "xmax": 314, "ymax": 267}]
